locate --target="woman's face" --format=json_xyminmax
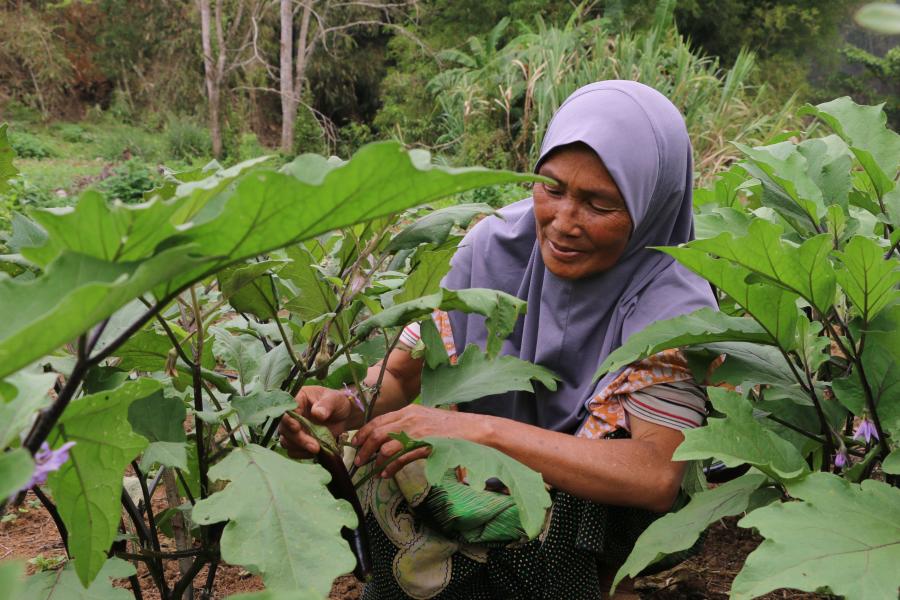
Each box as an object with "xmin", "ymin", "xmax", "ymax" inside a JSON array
[{"xmin": 533, "ymin": 144, "xmax": 633, "ymax": 280}]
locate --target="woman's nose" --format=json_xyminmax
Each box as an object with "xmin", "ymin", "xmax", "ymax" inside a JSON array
[{"xmin": 552, "ymin": 197, "xmax": 581, "ymax": 236}]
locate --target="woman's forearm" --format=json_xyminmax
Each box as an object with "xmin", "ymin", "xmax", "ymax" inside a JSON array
[{"xmin": 472, "ymin": 415, "xmax": 686, "ymax": 513}]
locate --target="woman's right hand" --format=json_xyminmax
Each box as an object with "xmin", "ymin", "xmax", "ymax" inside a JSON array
[{"xmin": 278, "ymin": 386, "xmax": 355, "ymax": 458}]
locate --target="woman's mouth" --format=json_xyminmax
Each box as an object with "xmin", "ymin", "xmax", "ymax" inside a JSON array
[{"xmin": 547, "ymin": 239, "xmax": 586, "ymax": 261}]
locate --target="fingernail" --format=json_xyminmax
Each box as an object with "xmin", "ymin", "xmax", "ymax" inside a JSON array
[
  {"xmin": 354, "ymin": 456, "xmax": 361, "ymax": 466},
  {"xmin": 380, "ymin": 471, "xmax": 388, "ymax": 478}
]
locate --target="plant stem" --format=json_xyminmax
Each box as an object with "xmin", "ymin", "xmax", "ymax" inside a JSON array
[
  {"xmin": 121, "ymin": 489, "xmax": 169, "ymax": 599},
  {"xmin": 200, "ymin": 558, "xmax": 219, "ymax": 600},
  {"xmin": 131, "ymin": 462, "xmax": 162, "ymax": 555},
  {"xmin": 189, "ymin": 286, "xmax": 210, "ymax": 501},
  {"xmin": 32, "ymin": 486, "xmax": 69, "ymax": 555},
  {"xmin": 170, "ymin": 555, "xmax": 207, "ymax": 600}
]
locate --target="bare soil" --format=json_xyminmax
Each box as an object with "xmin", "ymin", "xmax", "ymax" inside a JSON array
[{"xmin": 2, "ymin": 491, "xmax": 826, "ymax": 599}]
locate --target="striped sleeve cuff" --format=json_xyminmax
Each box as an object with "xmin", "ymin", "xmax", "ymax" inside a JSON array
[{"xmin": 622, "ymin": 381, "xmax": 707, "ymax": 430}]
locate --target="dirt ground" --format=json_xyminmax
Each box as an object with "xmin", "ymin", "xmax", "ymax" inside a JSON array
[{"xmin": 1, "ymin": 491, "xmax": 828, "ymax": 599}]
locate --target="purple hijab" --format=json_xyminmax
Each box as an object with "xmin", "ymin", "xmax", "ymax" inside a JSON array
[{"xmin": 442, "ymin": 81, "xmax": 717, "ymax": 434}]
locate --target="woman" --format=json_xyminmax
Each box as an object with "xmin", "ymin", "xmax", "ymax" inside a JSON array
[{"xmin": 280, "ymin": 80, "xmax": 717, "ymax": 599}]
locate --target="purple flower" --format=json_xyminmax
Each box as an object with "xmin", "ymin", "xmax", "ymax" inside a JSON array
[
  {"xmin": 343, "ymin": 384, "xmax": 365, "ymax": 413},
  {"xmin": 20, "ymin": 441, "xmax": 76, "ymax": 491},
  {"xmin": 853, "ymin": 418, "xmax": 879, "ymax": 444},
  {"xmin": 834, "ymin": 450, "xmax": 848, "ymax": 469}
]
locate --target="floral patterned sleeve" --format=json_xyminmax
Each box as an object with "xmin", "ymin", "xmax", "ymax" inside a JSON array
[{"xmin": 577, "ymin": 349, "xmax": 707, "ymax": 440}]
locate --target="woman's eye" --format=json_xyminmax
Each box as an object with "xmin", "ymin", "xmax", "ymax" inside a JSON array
[{"xmin": 543, "ymin": 184, "xmax": 563, "ymax": 197}]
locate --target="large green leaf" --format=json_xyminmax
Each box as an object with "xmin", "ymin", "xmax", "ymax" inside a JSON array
[
  {"xmin": 114, "ymin": 326, "xmax": 214, "ymax": 372},
  {"xmin": 733, "ymin": 473, "xmax": 900, "ymax": 600},
  {"xmin": 0, "ymin": 248, "xmax": 208, "ymax": 380},
  {"xmin": 662, "ymin": 246, "xmax": 802, "ymax": 351},
  {"xmin": 127, "ymin": 390, "xmax": 187, "ymax": 471},
  {"xmin": 230, "ymin": 390, "xmax": 296, "ymax": 427},
  {"xmin": 192, "ymin": 444, "xmax": 356, "ymax": 596},
  {"xmin": 594, "ymin": 308, "xmax": 772, "ymax": 380},
  {"xmin": 1, "ymin": 143, "xmax": 535, "ymax": 381},
  {"xmin": 282, "ymin": 246, "xmax": 339, "ymax": 321},
  {"xmin": 612, "ymin": 472, "xmax": 767, "ymax": 592},
  {"xmin": 0, "ymin": 449, "xmax": 33, "ymax": 499},
  {"xmin": 0, "ymin": 123, "xmax": 18, "ymax": 194},
  {"xmin": 387, "ymin": 203, "xmax": 496, "ymax": 252},
  {"xmin": 0, "ymin": 369, "xmax": 57, "ymax": 448},
  {"xmin": 421, "ymin": 344, "xmax": 557, "ymax": 408},
  {"xmin": 211, "ymin": 326, "xmax": 264, "ymax": 392},
  {"xmin": 393, "ymin": 246, "xmax": 455, "ymax": 305},
  {"xmin": 834, "ymin": 236, "xmax": 900, "ymax": 324},
  {"xmin": 0, "ymin": 561, "xmax": 24, "ymax": 600},
  {"xmin": 21, "ymin": 191, "xmax": 182, "ymax": 267},
  {"xmin": 856, "ymin": 328, "xmax": 900, "ymax": 437},
  {"xmin": 20, "ymin": 557, "xmax": 135, "ymax": 600},
  {"xmin": 218, "ymin": 260, "xmax": 285, "ymax": 320},
  {"xmin": 689, "ymin": 220, "xmax": 837, "ymax": 314},
  {"xmin": 801, "ymin": 97, "xmax": 900, "ymax": 198},
  {"xmin": 734, "ymin": 141, "xmax": 826, "ymax": 225},
  {"xmin": 673, "ymin": 387, "xmax": 808, "ymax": 481},
  {"xmin": 166, "ymin": 142, "xmax": 541, "ymax": 290},
  {"xmin": 422, "ymin": 437, "xmax": 551, "ymax": 539},
  {"xmin": 46, "ymin": 380, "xmax": 154, "ymax": 586},
  {"xmin": 355, "ymin": 287, "xmax": 525, "ymax": 351}
]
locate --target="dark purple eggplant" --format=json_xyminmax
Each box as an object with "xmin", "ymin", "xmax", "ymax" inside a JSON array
[{"xmin": 316, "ymin": 448, "xmax": 373, "ymax": 582}]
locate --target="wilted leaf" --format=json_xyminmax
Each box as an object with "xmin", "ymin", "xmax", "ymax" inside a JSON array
[
  {"xmin": 192, "ymin": 445, "xmax": 356, "ymax": 596},
  {"xmin": 421, "ymin": 344, "xmax": 557, "ymax": 408},
  {"xmin": 613, "ymin": 472, "xmax": 767, "ymax": 592},
  {"xmin": 422, "ymin": 437, "xmax": 551, "ymax": 538},
  {"xmin": 733, "ymin": 473, "xmax": 900, "ymax": 600},
  {"xmin": 673, "ymin": 387, "xmax": 808, "ymax": 481},
  {"xmin": 47, "ymin": 379, "xmax": 153, "ymax": 585}
]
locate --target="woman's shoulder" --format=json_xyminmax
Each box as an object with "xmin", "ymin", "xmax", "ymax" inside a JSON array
[{"xmin": 462, "ymin": 197, "xmax": 535, "ymax": 246}]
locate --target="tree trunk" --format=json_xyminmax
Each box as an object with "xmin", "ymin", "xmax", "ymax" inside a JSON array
[
  {"xmin": 279, "ymin": 0, "xmax": 295, "ymax": 153},
  {"xmin": 199, "ymin": 0, "xmax": 223, "ymax": 157}
]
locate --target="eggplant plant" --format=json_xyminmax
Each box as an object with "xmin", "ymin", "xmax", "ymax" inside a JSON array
[
  {"xmin": 0, "ymin": 142, "xmax": 555, "ymax": 600},
  {"xmin": 608, "ymin": 98, "xmax": 900, "ymax": 600}
]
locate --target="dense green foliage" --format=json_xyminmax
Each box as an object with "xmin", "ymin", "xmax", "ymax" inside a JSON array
[
  {"xmin": 607, "ymin": 96, "xmax": 900, "ymax": 599},
  {"xmin": 0, "ymin": 136, "xmax": 560, "ymax": 598}
]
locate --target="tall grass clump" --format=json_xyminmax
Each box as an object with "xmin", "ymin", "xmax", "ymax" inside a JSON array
[{"xmin": 429, "ymin": 1, "xmax": 797, "ymax": 184}]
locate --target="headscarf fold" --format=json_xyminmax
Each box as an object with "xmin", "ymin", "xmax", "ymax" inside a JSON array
[{"xmin": 442, "ymin": 80, "xmax": 717, "ymax": 433}]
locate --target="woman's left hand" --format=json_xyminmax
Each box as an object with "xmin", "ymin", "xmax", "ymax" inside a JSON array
[{"xmin": 352, "ymin": 405, "xmax": 490, "ymax": 478}]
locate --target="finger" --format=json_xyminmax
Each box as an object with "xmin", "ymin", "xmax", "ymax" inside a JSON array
[
  {"xmin": 353, "ymin": 410, "xmax": 403, "ymax": 449},
  {"xmin": 354, "ymin": 421, "xmax": 396, "ymax": 467},
  {"xmin": 381, "ymin": 446, "xmax": 431, "ymax": 479},
  {"xmin": 278, "ymin": 422, "xmax": 320, "ymax": 455},
  {"xmin": 373, "ymin": 439, "xmax": 404, "ymax": 471}
]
